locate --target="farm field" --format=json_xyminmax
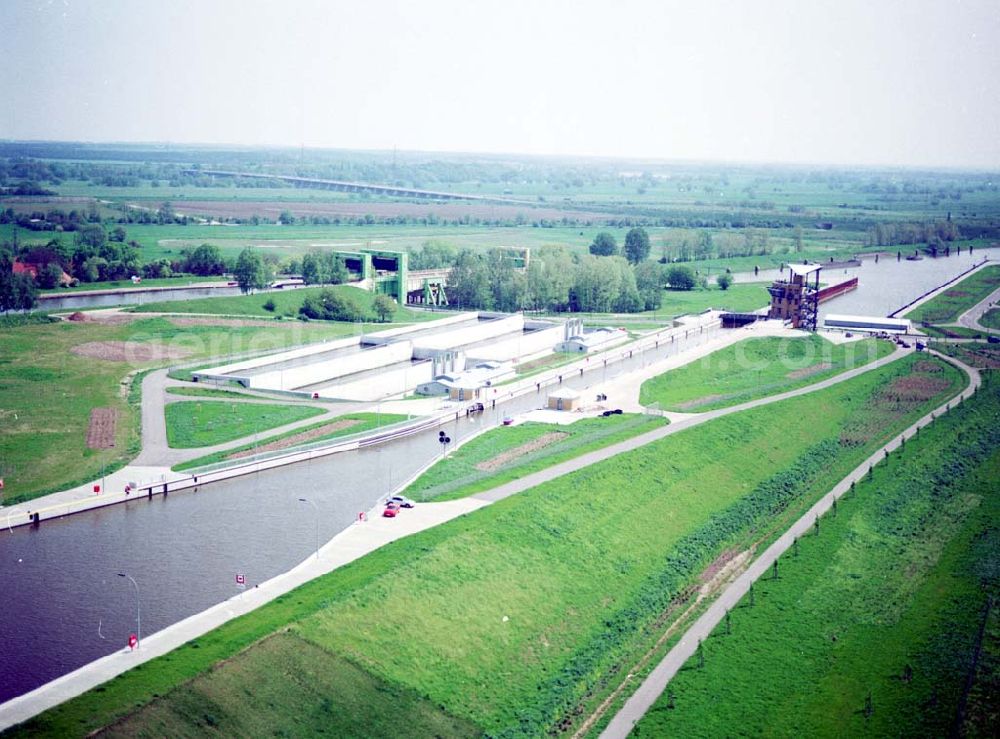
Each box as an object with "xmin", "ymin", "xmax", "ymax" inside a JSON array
[
  {"xmin": 163, "ymin": 401, "xmax": 325, "ymax": 448},
  {"xmin": 130, "ymin": 284, "xmax": 430, "ymax": 322},
  {"xmin": 0, "ymin": 315, "xmax": 395, "ymax": 503},
  {"xmin": 402, "ymin": 413, "xmax": 668, "ymax": 502},
  {"xmin": 635, "ymin": 374, "xmax": 1000, "ymax": 737},
  {"xmin": 639, "ymin": 333, "xmax": 894, "ymax": 411},
  {"xmin": 13, "ymin": 355, "xmax": 965, "ymax": 737},
  {"xmin": 905, "ymin": 264, "xmax": 1000, "ymax": 325},
  {"xmin": 173, "ymin": 412, "xmax": 410, "ymax": 471}
]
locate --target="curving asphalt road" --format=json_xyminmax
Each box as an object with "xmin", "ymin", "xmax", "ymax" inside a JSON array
[{"xmin": 598, "ymin": 349, "xmax": 980, "ymax": 739}]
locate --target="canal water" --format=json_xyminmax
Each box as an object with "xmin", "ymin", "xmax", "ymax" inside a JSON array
[
  {"xmin": 0, "ymin": 327, "xmax": 716, "ymax": 704},
  {"xmin": 733, "ymin": 245, "xmax": 999, "ymax": 320},
  {"xmin": 36, "ymin": 283, "xmax": 310, "ymax": 312}
]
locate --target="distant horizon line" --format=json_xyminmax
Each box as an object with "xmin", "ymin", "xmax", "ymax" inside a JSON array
[{"xmin": 1, "ymin": 137, "xmax": 997, "ymax": 175}]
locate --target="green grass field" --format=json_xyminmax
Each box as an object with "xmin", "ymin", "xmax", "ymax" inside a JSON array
[
  {"xmin": 130, "ymin": 283, "xmax": 431, "ymax": 322},
  {"xmin": 657, "ymin": 282, "xmax": 770, "ymax": 317},
  {"xmin": 0, "ymin": 316, "xmax": 365, "ymax": 503},
  {"xmin": 981, "ymin": 307, "xmax": 1000, "ymax": 330},
  {"xmin": 164, "ymin": 401, "xmax": 325, "ymax": 448},
  {"xmin": 635, "ymin": 374, "xmax": 1000, "ymax": 737},
  {"xmin": 173, "ymin": 412, "xmax": 409, "ymax": 471},
  {"xmin": 402, "ymin": 414, "xmax": 667, "ymax": 501},
  {"xmin": 13, "ymin": 355, "xmax": 964, "ymax": 738},
  {"xmin": 906, "ymin": 264, "xmax": 1000, "ymax": 326},
  {"xmin": 639, "ymin": 334, "xmax": 894, "ymax": 411}
]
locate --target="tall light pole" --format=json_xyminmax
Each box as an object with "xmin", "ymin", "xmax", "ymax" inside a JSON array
[
  {"xmin": 298, "ymin": 497, "xmax": 320, "ymax": 559},
  {"xmin": 117, "ymin": 572, "xmax": 140, "ymax": 648}
]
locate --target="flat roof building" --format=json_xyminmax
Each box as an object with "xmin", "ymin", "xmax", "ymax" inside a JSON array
[{"xmin": 824, "ymin": 314, "xmax": 911, "ymax": 334}]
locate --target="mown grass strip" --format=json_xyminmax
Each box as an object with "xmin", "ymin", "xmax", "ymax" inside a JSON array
[
  {"xmin": 639, "ymin": 334, "xmax": 893, "ymax": 412},
  {"xmin": 172, "ymin": 412, "xmax": 409, "ymax": 471},
  {"xmin": 906, "ymin": 264, "xmax": 1000, "ymax": 325},
  {"xmin": 403, "ymin": 413, "xmax": 667, "ymax": 501},
  {"xmin": 164, "ymin": 401, "xmax": 325, "ymax": 448}
]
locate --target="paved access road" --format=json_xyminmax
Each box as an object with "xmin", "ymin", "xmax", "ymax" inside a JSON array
[{"xmin": 598, "ymin": 350, "xmax": 980, "ymax": 739}]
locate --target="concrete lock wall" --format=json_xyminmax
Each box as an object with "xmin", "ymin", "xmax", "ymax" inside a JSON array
[
  {"xmin": 197, "ymin": 336, "xmax": 362, "ymax": 378},
  {"xmin": 467, "ymin": 323, "xmax": 564, "ymax": 363},
  {"xmin": 412, "ymin": 314, "xmax": 525, "ymax": 358},
  {"xmin": 319, "ymin": 360, "xmax": 435, "ymax": 400},
  {"xmin": 251, "ymin": 341, "xmax": 414, "ymax": 391},
  {"xmin": 363, "ymin": 311, "xmax": 477, "ymax": 345}
]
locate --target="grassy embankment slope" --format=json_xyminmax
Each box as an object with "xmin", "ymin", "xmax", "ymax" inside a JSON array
[
  {"xmin": 981, "ymin": 307, "xmax": 1000, "ymax": 330},
  {"xmin": 635, "ymin": 372, "xmax": 1000, "ymax": 738},
  {"xmin": 639, "ymin": 334, "xmax": 893, "ymax": 412},
  {"xmin": 906, "ymin": 264, "xmax": 1000, "ymax": 337},
  {"xmin": 130, "ymin": 284, "xmax": 435, "ymax": 322},
  {"xmin": 0, "ymin": 315, "xmax": 391, "ymax": 504},
  {"xmin": 402, "ymin": 414, "xmax": 668, "ymax": 502},
  {"xmin": 9, "ymin": 354, "xmax": 964, "ymax": 738},
  {"xmin": 163, "ymin": 401, "xmax": 325, "ymax": 448},
  {"xmin": 172, "ymin": 412, "xmax": 410, "ymax": 472}
]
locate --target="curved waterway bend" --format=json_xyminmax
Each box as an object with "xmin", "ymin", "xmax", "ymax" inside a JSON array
[{"xmin": 0, "ymin": 328, "xmax": 717, "ymax": 704}]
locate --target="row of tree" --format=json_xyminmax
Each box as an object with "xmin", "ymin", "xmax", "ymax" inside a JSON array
[{"xmin": 446, "ymin": 246, "xmax": 706, "ymax": 315}]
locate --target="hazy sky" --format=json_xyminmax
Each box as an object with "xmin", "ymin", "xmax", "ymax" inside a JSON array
[{"xmin": 2, "ymin": 0, "xmax": 999, "ymax": 168}]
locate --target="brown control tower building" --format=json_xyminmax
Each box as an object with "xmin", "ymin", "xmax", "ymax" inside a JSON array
[{"xmin": 767, "ymin": 263, "xmax": 822, "ymax": 330}]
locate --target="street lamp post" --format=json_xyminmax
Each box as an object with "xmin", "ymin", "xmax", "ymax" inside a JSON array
[
  {"xmin": 298, "ymin": 497, "xmax": 320, "ymax": 559},
  {"xmin": 117, "ymin": 572, "xmax": 140, "ymax": 649}
]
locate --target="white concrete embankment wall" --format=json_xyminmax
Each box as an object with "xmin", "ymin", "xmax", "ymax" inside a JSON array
[
  {"xmin": 467, "ymin": 323, "xmax": 565, "ymax": 363},
  {"xmin": 254, "ymin": 341, "xmax": 414, "ymax": 391},
  {"xmin": 318, "ymin": 360, "xmax": 436, "ymax": 400},
  {"xmin": 197, "ymin": 335, "xmax": 362, "ymax": 377},
  {"xmin": 412, "ymin": 314, "xmax": 525, "ymax": 358}
]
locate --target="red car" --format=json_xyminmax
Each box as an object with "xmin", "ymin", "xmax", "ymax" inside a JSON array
[{"xmin": 383, "ymin": 502, "xmax": 400, "ymax": 518}]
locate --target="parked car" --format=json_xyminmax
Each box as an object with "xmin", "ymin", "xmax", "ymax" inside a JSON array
[
  {"xmin": 502, "ymin": 416, "xmax": 514, "ymax": 426},
  {"xmin": 988, "ymin": 335, "xmax": 1000, "ymax": 344},
  {"xmin": 386, "ymin": 495, "xmax": 416, "ymax": 508},
  {"xmin": 382, "ymin": 502, "xmax": 400, "ymax": 518}
]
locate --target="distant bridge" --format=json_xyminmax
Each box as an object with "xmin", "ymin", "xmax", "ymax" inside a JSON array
[{"xmin": 184, "ymin": 169, "xmax": 531, "ymax": 205}]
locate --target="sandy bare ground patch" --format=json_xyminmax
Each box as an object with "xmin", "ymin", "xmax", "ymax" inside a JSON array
[
  {"xmin": 65, "ymin": 311, "xmax": 138, "ymax": 326},
  {"xmin": 86, "ymin": 408, "xmax": 117, "ymax": 449},
  {"xmin": 226, "ymin": 418, "xmax": 361, "ymax": 459},
  {"xmin": 786, "ymin": 361, "xmax": 833, "ymax": 380},
  {"xmin": 167, "ymin": 316, "xmax": 283, "ymax": 328},
  {"xmin": 70, "ymin": 341, "xmax": 192, "ymax": 362},
  {"xmin": 475, "ymin": 431, "xmax": 567, "ymax": 472}
]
